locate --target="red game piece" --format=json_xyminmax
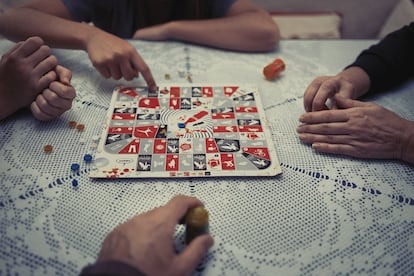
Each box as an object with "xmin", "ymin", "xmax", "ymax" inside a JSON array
[
  {"xmin": 68, "ymin": 121, "xmax": 77, "ymax": 128},
  {"xmin": 43, "ymin": 144, "xmax": 53, "ymax": 153},
  {"xmin": 263, "ymin": 58, "xmax": 285, "ymax": 80},
  {"xmin": 76, "ymin": 124, "xmax": 85, "ymax": 132}
]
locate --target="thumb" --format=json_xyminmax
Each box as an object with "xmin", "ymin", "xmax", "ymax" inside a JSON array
[
  {"xmin": 55, "ymin": 65, "xmax": 72, "ymax": 85},
  {"xmin": 334, "ymin": 94, "xmax": 367, "ymax": 109},
  {"xmin": 174, "ymin": 234, "xmax": 214, "ymax": 275}
]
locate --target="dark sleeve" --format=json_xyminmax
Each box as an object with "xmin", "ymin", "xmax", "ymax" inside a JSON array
[
  {"xmin": 80, "ymin": 260, "xmax": 145, "ymax": 276},
  {"xmin": 348, "ymin": 22, "xmax": 414, "ymax": 94},
  {"xmin": 59, "ymin": 0, "xmax": 134, "ymax": 38},
  {"xmin": 59, "ymin": 0, "xmax": 97, "ymax": 22},
  {"xmin": 212, "ymin": 0, "xmax": 236, "ymax": 17}
]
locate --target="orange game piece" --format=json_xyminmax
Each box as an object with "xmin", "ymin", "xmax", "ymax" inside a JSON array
[
  {"xmin": 76, "ymin": 124, "xmax": 85, "ymax": 132},
  {"xmin": 263, "ymin": 58, "xmax": 286, "ymax": 80},
  {"xmin": 68, "ymin": 121, "xmax": 77, "ymax": 128},
  {"xmin": 43, "ymin": 144, "xmax": 53, "ymax": 153}
]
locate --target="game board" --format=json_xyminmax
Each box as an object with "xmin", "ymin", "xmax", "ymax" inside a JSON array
[{"xmin": 90, "ymin": 85, "xmax": 282, "ymax": 178}]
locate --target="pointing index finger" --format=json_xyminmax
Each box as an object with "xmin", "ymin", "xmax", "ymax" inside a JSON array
[{"xmin": 130, "ymin": 50, "xmax": 157, "ymax": 91}]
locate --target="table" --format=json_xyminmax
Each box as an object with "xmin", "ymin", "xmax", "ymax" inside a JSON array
[{"xmin": 1, "ymin": 39, "xmax": 413, "ymax": 275}]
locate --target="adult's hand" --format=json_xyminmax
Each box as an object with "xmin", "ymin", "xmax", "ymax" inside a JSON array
[
  {"xmin": 303, "ymin": 67, "xmax": 371, "ymax": 112},
  {"xmin": 97, "ymin": 195, "xmax": 214, "ymax": 276},
  {"xmin": 297, "ymin": 95, "xmax": 414, "ymax": 163}
]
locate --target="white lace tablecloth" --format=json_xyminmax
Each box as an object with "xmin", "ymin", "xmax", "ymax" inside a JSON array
[{"xmin": 1, "ymin": 39, "xmax": 413, "ymax": 275}]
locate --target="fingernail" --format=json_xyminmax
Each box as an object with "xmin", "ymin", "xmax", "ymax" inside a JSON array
[{"xmin": 206, "ymin": 235, "xmax": 214, "ymax": 248}]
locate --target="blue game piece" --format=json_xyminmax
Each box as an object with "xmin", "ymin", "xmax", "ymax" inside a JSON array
[
  {"xmin": 71, "ymin": 163, "xmax": 80, "ymax": 171},
  {"xmin": 178, "ymin": 122, "xmax": 186, "ymax": 128},
  {"xmin": 72, "ymin": 179, "xmax": 78, "ymax": 187},
  {"xmin": 83, "ymin": 154, "xmax": 93, "ymax": 162}
]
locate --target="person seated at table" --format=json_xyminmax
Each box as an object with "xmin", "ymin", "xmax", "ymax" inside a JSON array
[
  {"xmin": 0, "ymin": 0, "xmax": 279, "ymax": 89},
  {"xmin": 297, "ymin": 22, "xmax": 414, "ymax": 166},
  {"xmin": 0, "ymin": 36, "xmax": 76, "ymax": 121},
  {"xmin": 80, "ymin": 195, "xmax": 214, "ymax": 276}
]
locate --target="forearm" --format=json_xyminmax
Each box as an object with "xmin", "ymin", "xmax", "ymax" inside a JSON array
[
  {"xmin": 167, "ymin": 11, "xmax": 279, "ymax": 52},
  {"xmin": 0, "ymin": 7, "xmax": 94, "ymax": 50},
  {"xmin": 337, "ymin": 66, "xmax": 372, "ymax": 99}
]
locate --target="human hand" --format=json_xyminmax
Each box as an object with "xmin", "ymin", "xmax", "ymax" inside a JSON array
[
  {"xmin": 303, "ymin": 67, "xmax": 371, "ymax": 112},
  {"xmin": 85, "ymin": 29, "xmax": 156, "ymax": 90},
  {"xmin": 97, "ymin": 195, "xmax": 214, "ymax": 276},
  {"xmin": 0, "ymin": 36, "xmax": 57, "ymax": 119},
  {"xmin": 30, "ymin": 65, "xmax": 76, "ymax": 121},
  {"xmin": 297, "ymin": 95, "xmax": 413, "ymax": 162},
  {"xmin": 303, "ymin": 75, "xmax": 355, "ymax": 112},
  {"xmin": 133, "ymin": 23, "xmax": 171, "ymax": 41}
]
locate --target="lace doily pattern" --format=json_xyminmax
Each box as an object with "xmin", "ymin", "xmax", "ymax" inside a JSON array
[{"xmin": 1, "ymin": 40, "xmax": 413, "ymax": 275}]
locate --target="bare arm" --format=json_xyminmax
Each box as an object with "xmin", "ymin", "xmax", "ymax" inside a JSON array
[
  {"xmin": 0, "ymin": 0, "xmax": 157, "ymax": 86},
  {"xmin": 134, "ymin": 0, "xmax": 279, "ymax": 52},
  {"xmin": 0, "ymin": 0, "xmax": 92, "ymax": 50}
]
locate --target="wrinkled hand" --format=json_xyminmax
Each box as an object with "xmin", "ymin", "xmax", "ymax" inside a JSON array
[
  {"xmin": 0, "ymin": 36, "xmax": 57, "ymax": 117},
  {"xmin": 303, "ymin": 75, "xmax": 355, "ymax": 112},
  {"xmin": 297, "ymin": 95, "xmax": 413, "ymax": 161},
  {"xmin": 85, "ymin": 30, "xmax": 156, "ymax": 89},
  {"xmin": 31, "ymin": 65, "xmax": 76, "ymax": 121},
  {"xmin": 133, "ymin": 23, "xmax": 170, "ymax": 41},
  {"xmin": 97, "ymin": 195, "xmax": 214, "ymax": 276}
]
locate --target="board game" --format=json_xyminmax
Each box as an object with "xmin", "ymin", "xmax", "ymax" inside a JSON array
[{"xmin": 90, "ymin": 85, "xmax": 282, "ymax": 178}]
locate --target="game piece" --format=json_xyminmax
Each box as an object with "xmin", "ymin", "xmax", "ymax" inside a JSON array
[
  {"xmin": 185, "ymin": 206, "xmax": 209, "ymax": 244},
  {"xmin": 76, "ymin": 124, "xmax": 85, "ymax": 131},
  {"xmin": 164, "ymin": 73, "xmax": 171, "ymax": 80},
  {"xmin": 83, "ymin": 154, "xmax": 93, "ymax": 162},
  {"xmin": 90, "ymin": 85, "xmax": 282, "ymax": 178},
  {"xmin": 72, "ymin": 179, "xmax": 78, "ymax": 187},
  {"xmin": 263, "ymin": 58, "xmax": 285, "ymax": 80},
  {"xmin": 79, "ymin": 138, "xmax": 86, "ymax": 145},
  {"xmin": 71, "ymin": 163, "xmax": 80, "ymax": 171},
  {"xmin": 43, "ymin": 144, "xmax": 53, "ymax": 153},
  {"xmin": 68, "ymin": 121, "xmax": 77, "ymax": 128}
]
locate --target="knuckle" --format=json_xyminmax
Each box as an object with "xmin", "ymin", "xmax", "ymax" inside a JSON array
[
  {"xmin": 40, "ymin": 45, "xmax": 52, "ymax": 56},
  {"xmin": 48, "ymin": 55, "xmax": 58, "ymax": 66},
  {"xmin": 28, "ymin": 36, "xmax": 44, "ymax": 46}
]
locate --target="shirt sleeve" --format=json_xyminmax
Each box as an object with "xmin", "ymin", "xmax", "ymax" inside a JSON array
[
  {"xmin": 348, "ymin": 22, "xmax": 414, "ymax": 94},
  {"xmin": 60, "ymin": 0, "xmax": 95, "ymax": 22},
  {"xmin": 80, "ymin": 260, "xmax": 145, "ymax": 276},
  {"xmin": 212, "ymin": 0, "xmax": 236, "ymax": 17}
]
